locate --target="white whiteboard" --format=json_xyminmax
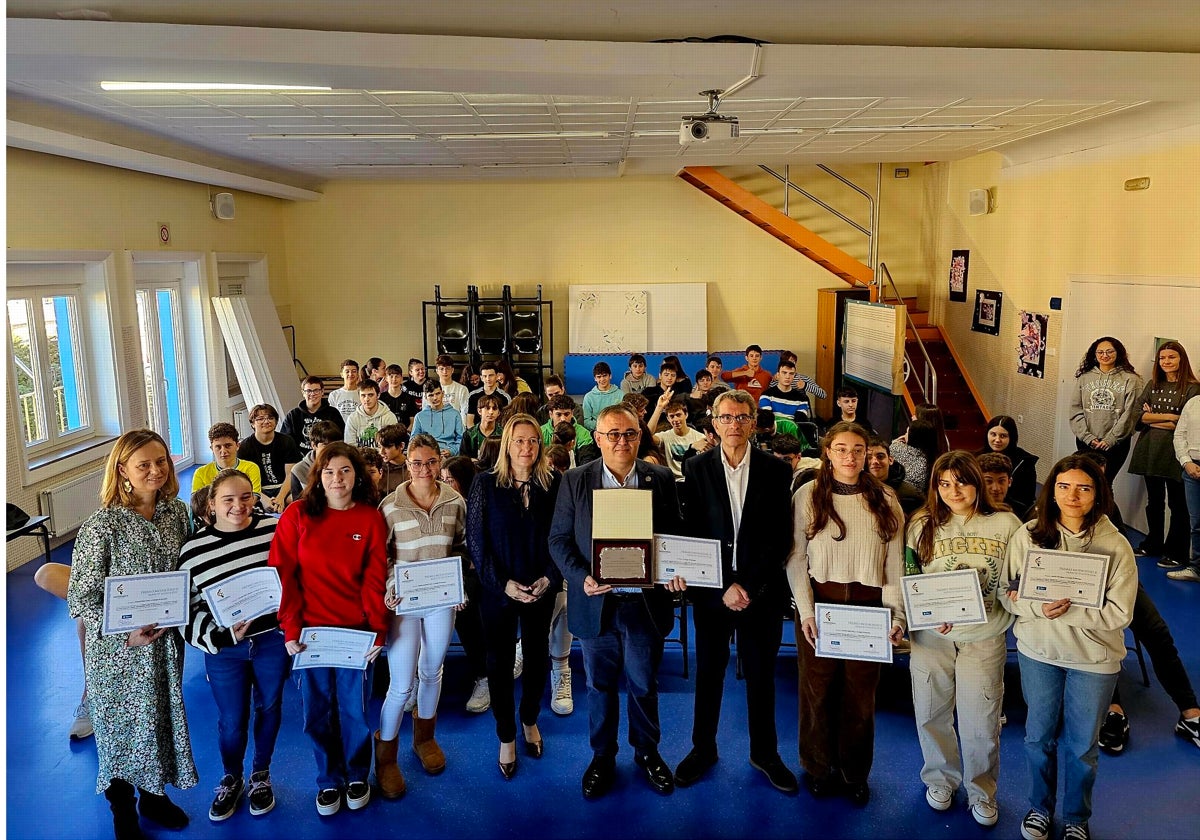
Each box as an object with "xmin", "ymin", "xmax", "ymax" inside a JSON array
[
  {"xmin": 568, "ymin": 283, "xmax": 707, "ymax": 353},
  {"xmin": 1055, "ymin": 275, "xmax": 1200, "ymax": 534}
]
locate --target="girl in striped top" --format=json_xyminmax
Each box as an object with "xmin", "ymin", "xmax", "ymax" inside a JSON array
[
  {"xmin": 376, "ymin": 433, "xmax": 468, "ymax": 791},
  {"xmin": 178, "ymin": 469, "xmax": 288, "ymax": 821}
]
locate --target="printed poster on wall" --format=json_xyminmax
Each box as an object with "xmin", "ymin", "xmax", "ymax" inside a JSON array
[
  {"xmin": 972, "ymin": 290, "xmax": 1002, "ymax": 335},
  {"xmin": 1018, "ymin": 310, "xmax": 1049, "ymax": 378},
  {"xmin": 948, "ymin": 250, "xmax": 969, "ymax": 302}
]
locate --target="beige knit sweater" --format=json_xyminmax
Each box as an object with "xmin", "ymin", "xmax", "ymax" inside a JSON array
[{"xmin": 786, "ymin": 483, "xmax": 906, "ymax": 628}]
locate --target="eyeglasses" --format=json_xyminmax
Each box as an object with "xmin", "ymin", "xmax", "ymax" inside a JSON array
[
  {"xmin": 252, "ymin": 416, "xmax": 275, "ymax": 424},
  {"xmin": 597, "ymin": 429, "xmax": 639, "ymax": 442},
  {"xmin": 714, "ymin": 414, "xmax": 754, "ymax": 426},
  {"xmin": 1095, "ymin": 349, "xmax": 1117, "ymax": 357},
  {"xmin": 409, "ymin": 458, "xmax": 440, "ymax": 470},
  {"xmin": 510, "ymin": 438, "xmax": 540, "ymax": 448},
  {"xmin": 830, "ymin": 445, "xmax": 867, "ymax": 457},
  {"xmin": 302, "ymin": 388, "xmax": 323, "ymax": 395}
]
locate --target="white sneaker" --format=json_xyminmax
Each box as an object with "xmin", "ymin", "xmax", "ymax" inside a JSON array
[
  {"xmin": 513, "ymin": 640, "xmax": 524, "ymax": 679},
  {"xmin": 69, "ymin": 699, "xmax": 94, "ymax": 740},
  {"xmin": 550, "ymin": 669, "xmax": 574, "ymax": 716},
  {"xmin": 925, "ymin": 785, "xmax": 953, "ymax": 811},
  {"xmin": 466, "ymin": 677, "xmax": 491, "ymax": 713},
  {"xmin": 971, "ymin": 800, "xmax": 999, "ymax": 827}
]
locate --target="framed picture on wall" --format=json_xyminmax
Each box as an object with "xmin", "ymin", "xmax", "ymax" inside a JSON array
[
  {"xmin": 1017, "ymin": 310, "xmax": 1049, "ymax": 378},
  {"xmin": 948, "ymin": 249, "xmax": 969, "ymax": 302},
  {"xmin": 972, "ymin": 290, "xmax": 1002, "ymax": 335}
]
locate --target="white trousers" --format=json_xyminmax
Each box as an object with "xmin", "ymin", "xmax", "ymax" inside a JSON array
[
  {"xmin": 909, "ymin": 630, "xmax": 1006, "ymax": 805},
  {"xmin": 378, "ymin": 607, "xmax": 455, "ymax": 740}
]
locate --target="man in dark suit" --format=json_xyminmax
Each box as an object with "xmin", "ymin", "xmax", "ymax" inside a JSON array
[
  {"xmin": 549, "ymin": 404, "xmax": 687, "ymax": 800},
  {"xmin": 675, "ymin": 389, "xmax": 799, "ymax": 794}
]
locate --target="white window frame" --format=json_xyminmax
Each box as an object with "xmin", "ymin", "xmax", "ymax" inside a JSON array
[
  {"xmin": 7, "ymin": 285, "xmax": 95, "ymax": 453},
  {"xmin": 7, "ymin": 251, "xmax": 125, "ymax": 485}
]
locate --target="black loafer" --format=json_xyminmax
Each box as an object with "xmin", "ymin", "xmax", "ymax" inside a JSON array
[
  {"xmin": 802, "ymin": 772, "xmax": 842, "ymax": 799},
  {"xmin": 674, "ymin": 749, "xmax": 718, "ymax": 787},
  {"xmin": 581, "ymin": 756, "xmax": 616, "ymax": 800},
  {"xmin": 847, "ymin": 781, "xmax": 871, "ymax": 807},
  {"xmin": 749, "ymin": 755, "xmax": 798, "ymax": 794},
  {"xmin": 634, "ymin": 752, "xmax": 675, "ymax": 795}
]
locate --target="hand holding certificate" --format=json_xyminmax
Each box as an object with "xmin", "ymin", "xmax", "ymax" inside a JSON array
[
  {"xmin": 102, "ymin": 571, "xmax": 190, "ymax": 636},
  {"xmin": 393, "ymin": 556, "xmax": 465, "ymax": 614},
  {"xmin": 814, "ymin": 603, "xmax": 893, "ymax": 663},
  {"xmin": 1018, "ymin": 548, "xmax": 1109, "ymax": 609},
  {"xmin": 902, "ymin": 569, "xmax": 988, "ymax": 632},
  {"xmin": 292, "ymin": 626, "xmax": 376, "ymax": 670},
  {"xmin": 653, "ymin": 534, "xmax": 722, "ymax": 589},
  {"xmin": 202, "ymin": 567, "xmax": 282, "ymax": 628}
]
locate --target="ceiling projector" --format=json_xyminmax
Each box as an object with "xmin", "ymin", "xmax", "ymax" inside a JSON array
[{"xmin": 679, "ymin": 114, "xmax": 740, "ymax": 144}]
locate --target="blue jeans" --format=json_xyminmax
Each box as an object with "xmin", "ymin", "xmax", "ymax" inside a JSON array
[
  {"xmin": 204, "ymin": 629, "xmax": 291, "ymax": 777},
  {"xmin": 579, "ymin": 596, "xmax": 664, "ymax": 759},
  {"xmin": 1018, "ymin": 653, "xmax": 1118, "ymax": 826},
  {"xmin": 1183, "ymin": 467, "xmax": 1200, "ymax": 568},
  {"xmin": 298, "ymin": 665, "xmax": 374, "ymax": 791}
]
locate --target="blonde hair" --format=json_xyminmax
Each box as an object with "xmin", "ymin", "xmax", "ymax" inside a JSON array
[
  {"xmin": 494, "ymin": 414, "xmax": 554, "ymax": 490},
  {"xmin": 99, "ymin": 429, "xmax": 179, "ymax": 508}
]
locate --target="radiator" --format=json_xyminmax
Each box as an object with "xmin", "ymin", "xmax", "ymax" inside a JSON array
[{"xmin": 39, "ymin": 469, "xmax": 104, "ymax": 536}]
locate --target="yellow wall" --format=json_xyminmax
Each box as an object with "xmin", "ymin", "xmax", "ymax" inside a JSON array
[
  {"xmin": 280, "ymin": 168, "xmax": 928, "ymax": 376},
  {"xmin": 924, "ymin": 142, "xmax": 1200, "ymax": 477},
  {"xmin": 5, "ymin": 149, "xmax": 291, "ymax": 567}
]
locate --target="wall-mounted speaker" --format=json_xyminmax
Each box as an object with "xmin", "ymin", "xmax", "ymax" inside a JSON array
[
  {"xmin": 212, "ymin": 192, "xmax": 236, "ymax": 220},
  {"xmin": 967, "ymin": 188, "xmax": 993, "ymax": 217}
]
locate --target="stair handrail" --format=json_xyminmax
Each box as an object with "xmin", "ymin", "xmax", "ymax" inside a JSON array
[
  {"xmin": 759, "ymin": 164, "xmax": 878, "ymax": 280},
  {"xmin": 879, "ymin": 261, "xmax": 937, "ymax": 407}
]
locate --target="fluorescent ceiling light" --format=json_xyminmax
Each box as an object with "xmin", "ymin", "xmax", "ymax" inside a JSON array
[
  {"xmin": 480, "ymin": 162, "xmax": 615, "ymax": 168},
  {"xmin": 826, "ymin": 124, "xmax": 1000, "ymax": 134},
  {"xmin": 441, "ymin": 132, "xmax": 611, "ymax": 141},
  {"xmin": 630, "ymin": 128, "xmax": 803, "ymax": 138},
  {"xmin": 101, "ymin": 81, "xmax": 332, "ymax": 91},
  {"xmin": 334, "ymin": 164, "xmax": 464, "ymax": 169},
  {"xmin": 250, "ymin": 133, "xmax": 421, "ymax": 141}
]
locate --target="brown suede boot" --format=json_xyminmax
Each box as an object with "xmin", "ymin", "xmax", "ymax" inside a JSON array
[
  {"xmin": 412, "ymin": 714, "xmax": 446, "ymax": 775},
  {"xmin": 374, "ymin": 730, "xmax": 407, "ymax": 799}
]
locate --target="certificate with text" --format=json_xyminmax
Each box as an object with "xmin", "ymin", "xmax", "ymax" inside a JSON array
[
  {"xmin": 102, "ymin": 571, "xmax": 190, "ymax": 636},
  {"xmin": 652, "ymin": 534, "xmax": 723, "ymax": 589},
  {"xmin": 394, "ymin": 556, "xmax": 465, "ymax": 614},
  {"xmin": 1018, "ymin": 548, "xmax": 1109, "ymax": 610},
  {"xmin": 292, "ymin": 626, "xmax": 375, "ymax": 671},
  {"xmin": 202, "ymin": 567, "xmax": 282, "ymax": 628},
  {"xmin": 814, "ymin": 603, "xmax": 893, "ymax": 664},
  {"xmin": 902, "ymin": 569, "xmax": 988, "ymax": 632}
]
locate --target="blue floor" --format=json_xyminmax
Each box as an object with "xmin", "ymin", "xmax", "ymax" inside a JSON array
[{"xmin": 6, "ymin": 492, "xmax": 1199, "ymax": 839}]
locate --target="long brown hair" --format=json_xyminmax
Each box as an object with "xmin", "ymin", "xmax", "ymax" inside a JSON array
[
  {"xmin": 1150, "ymin": 340, "xmax": 1197, "ymax": 397},
  {"xmin": 806, "ymin": 422, "xmax": 900, "ymax": 543},
  {"xmin": 1076, "ymin": 336, "xmax": 1137, "ymax": 377},
  {"xmin": 1028, "ymin": 454, "xmax": 1112, "ymax": 549},
  {"xmin": 99, "ymin": 429, "xmax": 180, "ymax": 508},
  {"xmin": 910, "ymin": 451, "xmax": 1002, "ymax": 565},
  {"xmin": 301, "ymin": 441, "xmax": 377, "ymax": 516}
]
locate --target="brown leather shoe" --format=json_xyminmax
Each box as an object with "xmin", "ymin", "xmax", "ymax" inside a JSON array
[
  {"xmin": 412, "ymin": 714, "xmax": 447, "ymax": 775},
  {"xmin": 374, "ymin": 730, "xmax": 407, "ymax": 799}
]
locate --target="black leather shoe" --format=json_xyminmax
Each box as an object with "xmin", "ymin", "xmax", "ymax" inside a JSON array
[
  {"xmin": 749, "ymin": 755, "xmax": 798, "ymax": 794},
  {"xmin": 634, "ymin": 752, "xmax": 675, "ymax": 795},
  {"xmin": 499, "ymin": 757, "xmax": 518, "ymax": 780},
  {"xmin": 847, "ymin": 781, "xmax": 871, "ymax": 807},
  {"xmin": 801, "ymin": 772, "xmax": 842, "ymax": 799},
  {"xmin": 581, "ymin": 756, "xmax": 616, "ymax": 800},
  {"xmin": 674, "ymin": 748, "xmax": 718, "ymax": 787},
  {"xmin": 137, "ymin": 789, "xmax": 189, "ymax": 829}
]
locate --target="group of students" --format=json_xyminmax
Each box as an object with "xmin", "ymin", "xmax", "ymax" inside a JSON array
[{"xmin": 52, "ymin": 337, "xmax": 1200, "ymax": 840}]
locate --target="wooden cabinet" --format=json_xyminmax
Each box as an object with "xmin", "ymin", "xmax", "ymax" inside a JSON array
[{"xmin": 814, "ymin": 286, "xmax": 870, "ymax": 421}]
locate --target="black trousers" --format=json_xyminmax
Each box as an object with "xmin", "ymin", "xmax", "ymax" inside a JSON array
[
  {"xmin": 479, "ymin": 591, "xmax": 555, "ymax": 743},
  {"xmin": 1112, "ymin": 583, "xmax": 1199, "ymax": 713},
  {"xmin": 456, "ymin": 566, "xmax": 487, "ymax": 680},
  {"xmin": 690, "ymin": 591, "xmax": 783, "ymax": 762}
]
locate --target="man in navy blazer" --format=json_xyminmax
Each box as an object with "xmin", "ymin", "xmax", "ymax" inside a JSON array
[
  {"xmin": 675, "ymin": 389, "xmax": 798, "ymax": 794},
  {"xmin": 549, "ymin": 403, "xmax": 687, "ymax": 800}
]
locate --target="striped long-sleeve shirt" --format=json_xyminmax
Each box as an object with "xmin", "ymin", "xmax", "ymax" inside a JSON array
[
  {"xmin": 178, "ymin": 515, "xmax": 279, "ymax": 655},
  {"xmin": 379, "ymin": 481, "xmax": 467, "ymax": 608}
]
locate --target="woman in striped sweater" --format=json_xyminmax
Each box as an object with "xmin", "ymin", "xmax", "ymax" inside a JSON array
[
  {"xmin": 179, "ymin": 469, "xmax": 287, "ymax": 822},
  {"xmin": 376, "ymin": 433, "xmax": 468, "ymax": 793}
]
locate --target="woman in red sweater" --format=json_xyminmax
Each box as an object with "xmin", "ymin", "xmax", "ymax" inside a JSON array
[{"xmin": 269, "ymin": 442, "xmax": 389, "ymax": 817}]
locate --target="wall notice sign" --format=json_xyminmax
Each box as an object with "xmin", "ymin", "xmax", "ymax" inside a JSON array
[{"xmin": 159, "ymin": 223, "xmax": 171, "ymax": 244}]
